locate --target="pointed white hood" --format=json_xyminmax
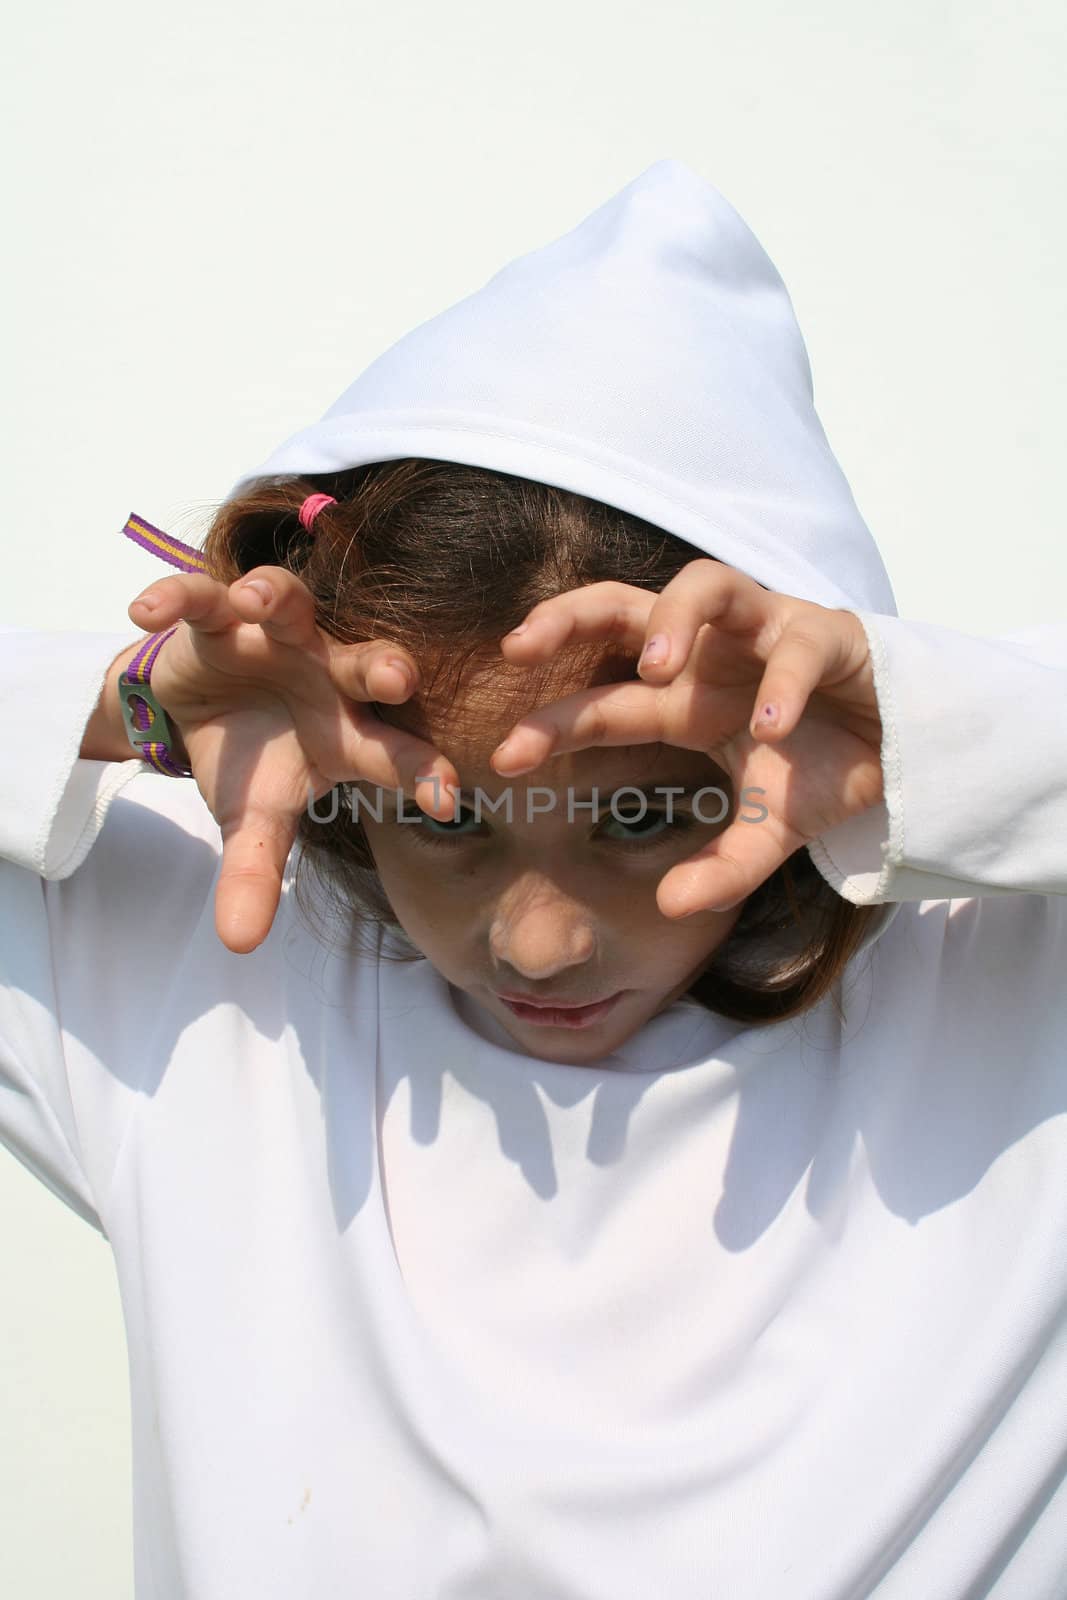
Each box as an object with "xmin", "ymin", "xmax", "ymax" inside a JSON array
[
  {"xmin": 228, "ymin": 158, "xmax": 896, "ymax": 618},
  {"xmin": 228, "ymin": 157, "xmax": 901, "ymax": 950}
]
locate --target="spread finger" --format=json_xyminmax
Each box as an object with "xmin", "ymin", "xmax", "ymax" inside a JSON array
[
  {"xmin": 228, "ymin": 567, "xmax": 324, "ymax": 652},
  {"xmin": 129, "ymin": 573, "xmax": 239, "ymax": 635}
]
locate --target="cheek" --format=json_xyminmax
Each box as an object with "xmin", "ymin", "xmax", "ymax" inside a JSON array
[
  {"xmin": 365, "ymin": 837, "xmax": 458, "ymax": 934},
  {"xmin": 647, "ymin": 904, "xmax": 743, "ymax": 972}
]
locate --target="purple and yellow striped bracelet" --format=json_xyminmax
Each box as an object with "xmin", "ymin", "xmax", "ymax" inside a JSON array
[{"xmin": 116, "ymin": 512, "xmax": 208, "ymax": 777}]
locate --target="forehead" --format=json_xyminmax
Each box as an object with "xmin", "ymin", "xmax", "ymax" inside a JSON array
[
  {"xmin": 378, "ymin": 655, "xmax": 718, "ymax": 789},
  {"xmin": 383, "ymin": 651, "xmax": 605, "ymax": 748}
]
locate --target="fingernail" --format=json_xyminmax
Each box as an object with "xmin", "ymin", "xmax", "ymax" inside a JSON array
[
  {"xmin": 493, "ymin": 737, "xmax": 520, "ymax": 766},
  {"xmin": 641, "ymin": 634, "xmax": 669, "ymax": 666},
  {"xmin": 132, "ymin": 592, "xmax": 159, "ymax": 612},
  {"xmin": 506, "ymin": 622, "xmax": 529, "ymax": 637},
  {"xmin": 384, "ymin": 658, "xmax": 413, "ymax": 691},
  {"xmin": 241, "ymin": 580, "xmax": 273, "ymax": 604},
  {"xmin": 493, "ymin": 738, "xmax": 534, "ymax": 774}
]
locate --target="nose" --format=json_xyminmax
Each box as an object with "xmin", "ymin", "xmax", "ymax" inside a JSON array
[{"xmin": 488, "ymin": 871, "xmax": 599, "ymax": 981}]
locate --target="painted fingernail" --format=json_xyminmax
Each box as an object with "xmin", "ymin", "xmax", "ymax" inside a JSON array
[
  {"xmin": 641, "ymin": 634, "xmax": 669, "ymax": 666},
  {"xmin": 754, "ymin": 703, "xmax": 778, "ymax": 731},
  {"xmin": 241, "ymin": 580, "xmax": 273, "ymax": 604}
]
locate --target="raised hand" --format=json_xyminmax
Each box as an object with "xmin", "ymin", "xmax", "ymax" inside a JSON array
[
  {"xmin": 489, "ymin": 560, "xmax": 885, "ymax": 918},
  {"xmin": 127, "ymin": 565, "xmax": 461, "ymax": 953}
]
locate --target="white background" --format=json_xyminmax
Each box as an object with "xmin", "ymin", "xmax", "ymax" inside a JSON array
[{"xmin": 2, "ymin": 0, "xmax": 1065, "ymax": 1592}]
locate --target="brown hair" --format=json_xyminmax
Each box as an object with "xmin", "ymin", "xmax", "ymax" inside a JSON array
[{"xmin": 199, "ymin": 458, "xmax": 881, "ymax": 1025}]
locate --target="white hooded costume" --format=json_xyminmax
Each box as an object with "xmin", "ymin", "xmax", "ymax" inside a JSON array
[{"xmin": 1, "ymin": 159, "xmax": 1065, "ymax": 1598}]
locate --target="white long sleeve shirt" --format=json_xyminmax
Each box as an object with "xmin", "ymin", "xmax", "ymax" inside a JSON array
[{"xmin": 1, "ymin": 613, "xmax": 1066, "ymax": 1599}]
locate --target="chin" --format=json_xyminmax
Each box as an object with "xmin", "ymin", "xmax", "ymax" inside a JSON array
[
  {"xmin": 511, "ymin": 1034, "xmax": 626, "ymax": 1066},
  {"xmin": 500, "ymin": 1011, "xmax": 642, "ymax": 1065}
]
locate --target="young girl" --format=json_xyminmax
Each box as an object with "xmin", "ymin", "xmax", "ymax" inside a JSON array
[{"xmin": 2, "ymin": 159, "xmax": 1064, "ymax": 1598}]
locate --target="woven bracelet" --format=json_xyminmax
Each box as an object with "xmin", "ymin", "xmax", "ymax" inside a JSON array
[{"xmin": 116, "ymin": 511, "xmax": 208, "ymax": 777}]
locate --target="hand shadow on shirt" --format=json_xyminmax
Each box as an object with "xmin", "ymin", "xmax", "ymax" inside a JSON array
[{"xmin": 9, "ymin": 779, "xmax": 1067, "ymax": 1256}]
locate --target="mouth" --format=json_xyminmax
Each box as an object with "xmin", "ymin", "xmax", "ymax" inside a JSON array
[{"xmin": 495, "ymin": 991, "xmax": 626, "ymax": 1029}]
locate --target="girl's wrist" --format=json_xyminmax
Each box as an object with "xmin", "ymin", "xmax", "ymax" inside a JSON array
[
  {"xmin": 82, "ymin": 638, "xmax": 190, "ymax": 770},
  {"xmin": 116, "ymin": 630, "xmax": 194, "ymax": 776},
  {"xmin": 166, "ymin": 710, "xmax": 191, "ymax": 769}
]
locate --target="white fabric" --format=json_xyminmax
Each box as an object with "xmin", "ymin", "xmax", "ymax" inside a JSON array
[
  {"xmin": 3, "ymin": 621, "xmax": 1067, "ymax": 1598},
  {"xmin": 3, "ymin": 162, "xmax": 1067, "ymax": 1597},
  {"xmin": 227, "ymin": 159, "xmax": 897, "ymax": 618}
]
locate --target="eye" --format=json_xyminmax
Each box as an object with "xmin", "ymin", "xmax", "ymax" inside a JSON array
[
  {"xmin": 597, "ymin": 806, "xmax": 696, "ymax": 847},
  {"xmin": 395, "ymin": 800, "xmax": 700, "ymax": 850},
  {"xmin": 398, "ymin": 802, "xmax": 484, "ymax": 846}
]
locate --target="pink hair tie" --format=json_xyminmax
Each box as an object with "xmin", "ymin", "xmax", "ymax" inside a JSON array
[{"xmin": 298, "ymin": 492, "xmax": 337, "ymax": 531}]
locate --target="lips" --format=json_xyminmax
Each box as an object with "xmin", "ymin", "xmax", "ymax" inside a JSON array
[
  {"xmin": 495, "ymin": 991, "xmax": 625, "ymax": 1029},
  {"xmin": 496, "ymin": 991, "xmax": 615, "ymax": 1009}
]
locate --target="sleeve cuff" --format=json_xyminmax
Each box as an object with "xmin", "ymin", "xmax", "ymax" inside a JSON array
[
  {"xmin": 0, "ymin": 627, "xmax": 148, "ymax": 880},
  {"xmin": 808, "ymin": 610, "xmax": 1067, "ymax": 905}
]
